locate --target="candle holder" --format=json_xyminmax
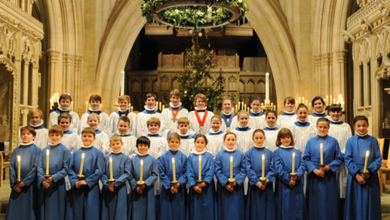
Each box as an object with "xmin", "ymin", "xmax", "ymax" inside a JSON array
[
  {"xmin": 44, "ymin": 174, "xmax": 51, "ymax": 178},
  {"xmin": 16, "ymin": 179, "xmax": 23, "ymax": 183},
  {"xmin": 108, "ymin": 178, "xmax": 116, "ymax": 182},
  {"xmin": 228, "ymin": 178, "xmax": 236, "ymax": 183},
  {"xmin": 77, "ymin": 174, "xmax": 85, "ymax": 179},
  {"xmin": 196, "ymin": 180, "xmax": 203, "ymax": 183},
  {"xmin": 261, "ymin": 102, "xmax": 276, "ymax": 113},
  {"xmin": 360, "ymin": 169, "xmax": 369, "ymax": 174},
  {"xmin": 289, "ymin": 172, "xmax": 297, "ymax": 176},
  {"xmin": 171, "ymin": 180, "xmax": 178, "ymax": 184},
  {"xmin": 137, "ymin": 180, "xmax": 145, "ymax": 185},
  {"xmin": 259, "ymin": 177, "xmax": 267, "ymax": 182},
  {"xmin": 319, "ymin": 164, "xmax": 326, "ymax": 168}
]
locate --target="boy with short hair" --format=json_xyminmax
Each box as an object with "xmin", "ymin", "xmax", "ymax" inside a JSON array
[
  {"xmin": 87, "ymin": 113, "xmax": 109, "ymax": 155},
  {"xmin": 278, "ymin": 97, "xmax": 297, "ymax": 128},
  {"xmin": 38, "ymin": 125, "xmax": 71, "ymax": 220},
  {"xmin": 136, "ymin": 93, "xmax": 161, "ymax": 137},
  {"xmin": 66, "ymin": 127, "xmax": 105, "ymax": 220},
  {"xmin": 175, "ymin": 117, "xmax": 195, "ymax": 157},
  {"xmin": 80, "ymin": 94, "xmax": 110, "ymax": 134},
  {"xmin": 49, "ymin": 94, "xmax": 80, "ymax": 134},
  {"xmin": 160, "ymin": 89, "xmax": 189, "ymax": 139},
  {"xmin": 27, "ymin": 108, "xmax": 49, "ymax": 150},
  {"xmin": 188, "ymin": 93, "xmax": 214, "ymax": 135},
  {"xmin": 115, "ymin": 116, "xmax": 137, "ymax": 157},
  {"xmin": 58, "ymin": 113, "xmax": 79, "ymax": 153},
  {"xmin": 101, "ymin": 135, "xmax": 131, "ymax": 220},
  {"xmin": 108, "ymin": 95, "xmax": 137, "ymax": 137}
]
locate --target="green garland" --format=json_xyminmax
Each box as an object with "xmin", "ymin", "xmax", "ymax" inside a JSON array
[{"xmin": 141, "ymin": 0, "xmax": 248, "ymax": 31}]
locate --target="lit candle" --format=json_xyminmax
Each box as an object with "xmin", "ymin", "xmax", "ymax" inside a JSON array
[
  {"xmin": 232, "ymin": 108, "xmax": 235, "ymax": 114},
  {"xmin": 242, "ymin": 102, "xmax": 244, "ymax": 110},
  {"xmin": 140, "ymin": 160, "xmax": 144, "ymax": 182},
  {"xmin": 71, "ymin": 101, "xmax": 74, "ymax": 111},
  {"xmin": 110, "ymin": 157, "xmax": 113, "ymax": 180},
  {"xmin": 274, "ymin": 105, "xmax": 277, "ymax": 111},
  {"xmin": 330, "ymin": 95, "xmax": 333, "ymax": 105},
  {"xmin": 305, "ymin": 100, "xmax": 308, "ymax": 106},
  {"xmin": 326, "ymin": 95, "xmax": 329, "ymax": 106},
  {"xmin": 46, "ymin": 150, "xmax": 50, "ymax": 176},
  {"xmin": 302, "ymin": 97, "xmax": 305, "ymax": 104},
  {"xmin": 296, "ymin": 100, "xmax": 298, "ymax": 106},
  {"xmin": 131, "ymin": 106, "xmax": 133, "ymax": 112},
  {"xmin": 128, "ymin": 103, "xmax": 131, "ymax": 110},
  {"xmin": 341, "ymin": 101, "xmax": 345, "ymax": 110},
  {"xmin": 79, "ymin": 153, "xmax": 85, "ymax": 176},
  {"xmin": 100, "ymin": 104, "xmax": 102, "ymax": 109},
  {"xmin": 56, "ymin": 93, "xmax": 59, "ymax": 103},
  {"xmin": 271, "ymin": 102, "xmax": 273, "ymax": 106},
  {"xmin": 320, "ymin": 143, "xmax": 323, "ymax": 165},
  {"xmin": 262, "ymin": 154, "xmax": 265, "ymax": 178},
  {"xmin": 155, "ymin": 102, "xmax": 158, "ymax": 110},
  {"xmin": 299, "ymin": 97, "xmax": 301, "ymax": 103},
  {"xmin": 85, "ymin": 101, "xmax": 88, "ymax": 113},
  {"xmin": 265, "ymin": 72, "xmax": 269, "ymax": 103},
  {"xmin": 159, "ymin": 102, "xmax": 162, "ymax": 111},
  {"xmin": 238, "ymin": 102, "xmax": 240, "ymax": 110},
  {"xmin": 198, "ymin": 155, "xmax": 202, "ymax": 181},
  {"xmin": 172, "ymin": 158, "xmax": 176, "ymax": 182},
  {"xmin": 292, "ymin": 153, "xmax": 295, "ymax": 173},
  {"xmin": 235, "ymin": 104, "xmax": 238, "ymax": 112},
  {"xmin": 363, "ymin": 151, "xmax": 369, "ymax": 171},
  {"xmin": 333, "ymin": 99, "xmax": 336, "ymax": 105},
  {"xmin": 17, "ymin": 156, "xmax": 21, "ymax": 180},
  {"xmin": 230, "ymin": 156, "xmax": 233, "ymax": 180},
  {"xmin": 247, "ymin": 107, "xmax": 250, "ymax": 113}
]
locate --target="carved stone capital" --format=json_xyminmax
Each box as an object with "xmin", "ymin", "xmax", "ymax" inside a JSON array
[{"xmin": 46, "ymin": 49, "xmax": 60, "ymax": 63}]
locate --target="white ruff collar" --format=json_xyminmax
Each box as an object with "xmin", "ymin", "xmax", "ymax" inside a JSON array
[
  {"xmin": 195, "ymin": 107, "xmax": 207, "ymax": 110},
  {"xmin": 223, "ymin": 143, "xmax": 237, "ymax": 152},
  {"xmin": 208, "ymin": 128, "xmax": 222, "ymax": 134},
  {"xmin": 81, "ymin": 144, "xmax": 93, "ymax": 149},
  {"xmin": 30, "ymin": 119, "xmax": 44, "ymax": 127},
  {"xmin": 178, "ymin": 130, "xmax": 191, "ymax": 136},
  {"xmin": 58, "ymin": 106, "xmax": 70, "ymax": 111},
  {"xmin": 117, "ymin": 107, "xmax": 129, "ymax": 112},
  {"xmin": 192, "ymin": 148, "xmax": 207, "ymax": 155},
  {"xmin": 20, "ymin": 141, "xmax": 34, "ymax": 146},
  {"xmin": 296, "ymin": 116, "xmax": 308, "ymax": 123},
  {"xmin": 137, "ymin": 150, "xmax": 149, "ymax": 156},
  {"xmin": 356, "ymin": 132, "xmax": 368, "ymax": 137},
  {"xmin": 145, "ymin": 105, "xmax": 156, "ymax": 111},
  {"xmin": 89, "ymin": 107, "xmax": 102, "ymax": 111},
  {"xmin": 313, "ymin": 110, "xmax": 326, "ymax": 115},
  {"xmin": 279, "ymin": 145, "xmax": 294, "ymax": 149},
  {"xmin": 250, "ymin": 109, "xmax": 261, "ymax": 114},
  {"xmin": 169, "ymin": 102, "xmax": 182, "ymax": 108},
  {"xmin": 222, "ymin": 110, "xmax": 233, "ymax": 115},
  {"xmin": 254, "ymin": 142, "xmax": 266, "ymax": 148},
  {"xmin": 329, "ymin": 118, "xmax": 343, "ymax": 123},
  {"xmin": 283, "ymin": 109, "xmax": 295, "ymax": 114}
]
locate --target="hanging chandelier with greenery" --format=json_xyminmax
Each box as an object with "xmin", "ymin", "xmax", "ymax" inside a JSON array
[{"xmin": 141, "ymin": 0, "xmax": 248, "ymax": 31}]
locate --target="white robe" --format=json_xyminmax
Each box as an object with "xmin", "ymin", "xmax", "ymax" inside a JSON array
[
  {"xmin": 289, "ymin": 122, "xmax": 316, "ymax": 153},
  {"xmin": 188, "ymin": 109, "xmax": 214, "ymax": 135},
  {"xmin": 264, "ymin": 128, "xmax": 279, "ymax": 152},
  {"xmin": 248, "ymin": 114, "xmax": 266, "ymax": 130},
  {"xmin": 178, "ymin": 136, "xmax": 195, "ymax": 157},
  {"xmin": 307, "ymin": 112, "xmax": 329, "ymax": 126},
  {"xmin": 160, "ymin": 105, "xmax": 188, "ymax": 139},
  {"xmin": 328, "ymin": 121, "xmax": 352, "ymax": 198},
  {"xmin": 49, "ymin": 110, "xmax": 80, "ymax": 134},
  {"xmin": 220, "ymin": 113, "xmax": 237, "ymax": 132},
  {"xmin": 61, "ymin": 130, "xmax": 79, "ymax": 153},
  {"xmin": 278, "ymin": 113, "xmax": 297, "ymax": 129},
  {"xmin": 108, "ymin": 109, "xmax": 137, "ymax": 137},
  {"xmin": 117, "ymin": 135, "xmax": 137, "ymax": 158},
  {"xmin": 232, "ymin": 127, "xmax": 254, "ymax": 154},
  {"xmin": 136, "ymin": 109, "xmax": 161, "ymax": 137},
  {"xmin": 205, "ymin": 130, "xmax": 225, "ymax": 156},
  {"xmin": 29, "ymin": 123, "xmax": 49, "ymax": 150},
  {"xmin": 79, "ymin": 110, "xmax": 110, "ymax": 134}
]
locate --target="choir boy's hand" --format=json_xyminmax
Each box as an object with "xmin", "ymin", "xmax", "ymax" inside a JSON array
[
  {"xmin": 42, "ymin": 181, "xmax": 50, "ymax": 189},
  {"xmin": 18, "ymin": 181, "xmax": 26, "ymax": 188},
  {"xmin": 229, "ymin": 181, "xmax": 237, "ymax": 188},
  {"xmin": 356, "ymin": 174, "xmax": 366, "ymax": 185},
  {"xmin": 13, "ymin": 185, "xmax": 21, "ymax": 193},
  {"xmin": 362, "ymin": 173, "xmax": 370, "ymax": 179},
  {"xmin": 314, "ymin": 169, "xmax": 325, "ymax": 178},
  {"xmin": 194, "ymin": 185, "xmax": 202, "ymax": 194},
  {"xmin": 136, "ymin": 186, "xmax": 143, "ymax": 194},
  {"xmin": 213, "ymin": 156, "xmax": 216, "ymax": 161},
  {"xmin": 198, "ymin": 182, "xmax": 207, "ymax": 188},
  {"xmin": 289, "ymin": 180, "xmax": 296, "ymax": 188},
  {"xmin": 225, "ymin": 184, "xmax": 234, "ymax": 192},
  {"xmin": 259, "ymin": 181, "xmax": 267, "ymax": 190},
  {"xmin": 109, "ymin": 185, "xmax": 114, "ymax": 192},
  {"xmin": 320, "ymin": 165, "xmax": 330, "ymax": 172},
  {"xmin": 170, "ymin": 186, "xmax": 178, "ymax": 194},
  {"xmin": 172, "ymin": 182, "xmax": 180, "ymax": 188},
  {"xmin": 45, "ymin": 176, "xmax": 53, "ymax": 182},
  {"xmin": 290, "ymin": 175, "xmax": 298, "ymax": 181},
  {"xmin": 139, "ymin": 184, "xmax": 146, "ymax": 190}
]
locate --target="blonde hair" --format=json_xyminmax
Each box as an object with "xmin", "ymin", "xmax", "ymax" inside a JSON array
[
  {"xmin": 87, "ymin": 113, "xmax": 100, "ymax": 121},
  {"xmin": 170, "ymin": 89, "xmax": 181, "ymax": 98},
  {"xmin": 82, "ymin": 127, "xmax": 96, "ymax": 137},
  {"xmin": 168, "ymin": 133, "xmax": 181, "ymax": 143},
  {"xmin": 222, "ymin": 98, "xmax": 233, "ymax": 106},
  {"xmin": 28, "ymin": 108, "xmax": 43, "ymax": 118},
  {"xmin": 194, "ymin": 93, "xmax": 207, "ymax": 105},
  {"xmin": 177, "ymin": 117, "xmax": 190, "ymax": 125},
  {"xmin": 211, "ymin": 115, "xmax": 222, "ymax": 123},
  {"xmin": 49, "ymin": 125, "xmax": 63, "ymax": 136},
  {"xmin": 252, "ymin": 129, "xmax": 265, "ymax": 137},
  {"xmin": 58, "ymin": 113, "xmax": 72, "ymax": 123},
  {"xmin": 275, "ymin": 128, "xmax": 295, "ymax": 147},
  {"xmin": 223, "ymin": 131, "xmax": 236, "ymax": 140},
  {"xmin": 109, "ymin": 135, "xmax": 123, "ymax": 144},
  {"xmin": 237, "ymin": 110, "xmax": 249, "ymax": 119},
  {"xmin": 147, "ymin": 117, "xmax": 161, "ymax": 127},
  {"xmin": 118, "ymin": 95, "xmax": 131, "ymax": 103},
  {"xmin": 20, "ymin": 126, "xmax": 36, "ymax": 137}
]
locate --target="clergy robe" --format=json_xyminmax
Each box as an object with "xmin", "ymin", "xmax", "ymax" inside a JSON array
[
  {"xmin": 80, "ymin": 110, "xmax": 110, "ymax": 134},
  {"xmin": 5, "ymin": 143, "xmax": 41, "ymax": 220},
  {"xmin": 101, "ymin": 153, "xmax": 131, "ymax": 220},
  {"xmin": 178, "ymin": 135, "xmax": 195, "ymax": 157},
  {"xmin": 37, "ymin": 143, "xmax": 71, "ymax": 220},
  {"xmin": 278, "ymin": 112, "xmax": 297, "ymax": 129},
  {"xmin": 328, "ymin": 120, "xmax": 352, "ymax": 198},
  {"xmin": 248, "ymin": 112, "xmax": 266, "ymax": 130},
  {"xmin": 61, "ymin": 130, "xmax": 79, "ymax": 153},
  {"xmin": 215, "ymin": 149, "xmax": 246, "ymax": 220},
  {"xmin": 108, "ymin": 109, "xmax": 137, "ymax": 137},
  {"xmin": 136, "ymin": 109, "xmax": 161, "ymax": 137},
  {"xmin": 274, "ymin": 146, "xmax": 307, "ymax": 220},
  {"xmin": 49, "ymin": 109, "xmax": 80, "ymax": 134},
  {"xmin": 303, "ymin": 135, "xmax": 343, "ymax": 220},
  {"xmin": 220, "ymin": 113, "xmax": 237, "ymax": 132},
  {"xmin": 66, "ymin": 146, "xmax": 104, "ymax": 220},
  {"xmin": 205, "ymin": 130, "xmax": 225, "ymax": 157},
  {"xmin": 245, "ymin": 146, "xmax": 276, "ymax": 220},
  {"xmin": 264, "ymin": 127, "xmax": 280, "ymax": 152},
  {"xmin": 188, "ymin": 109, "xmax": 214, "ymax": 135},
  {"xmin": 186, "ymin": 152, "xmax": 216, "ymax": 220},
  {"xmin": 30, "ymin": 122, "xmax": 50, "ymax": 150},
  {"xmin": 160, "ymin": 106, "xmax": 189, "ymax": 139},
  {"xmin": 289, "ymin": 121, "xmax": 316, "ymax": 153},
  {"xmin": 129, "ymin": 154, "xmax": 158, "ymax": 220},
  {"xmin": 158, "ymin": 150, "xmax": 187, "ymax": 220},
  {"xmin": 307, "ymin": 112, "xmax": 328, "ymax": 127},
  {"xmin": 344, "ymin": 134, "xmax": 382, "ymax": 220}
]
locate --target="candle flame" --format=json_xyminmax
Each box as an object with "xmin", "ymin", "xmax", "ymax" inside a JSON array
[
  {"xmin": 47, "ymin": 149, "xmax": 49, "ymax": 154},
  {"xmin": 320, "ymin": 143, "xmax": 323, "ymax": 148},
  {"xmin": 230, "ymin": 156, "xmax": 233, "ymax": 162},
  {"xmin": 141, "ymin": 159, "xmax": 143, "ymax": 165},
  {"xmin": 199, "ymin": 156, "xmax": 202, "ymax": 161},
  {"xmin": 172, "ymin": 158, "xmax": 175, "ymax": 163},
  {"xmin": 110, "ymin": 157, "xmax": 112, "ymax": 162},
  {"xmin": 366, "ymin": 151, "xmax": 369, "ymax": 156},
  {"xmin": 82, "ymin": 153, "xmax": 85, "ymax": 158},
  {"xmin": 262, "ymin": 154, "xmax": 265, "ymax": 160},
  {"xmin": 293, "ymin": 152, "xmax": 295, "ymax": 156},
  {"xmin": 17, "ymin": 156, "xmax": 20, "ymax": 161}
]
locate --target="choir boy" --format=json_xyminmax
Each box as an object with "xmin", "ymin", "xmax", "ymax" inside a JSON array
[
  {"xmin": 136, "ymin": 93, "xmax": 161, "ymax": 137},
  {"xmin": 101, "ymin": 135, "xmax": 131, "ymax": 220},
  {"xmin": 49, "ymin": 94, "xmax": 80, "ymax": 134},
  {"xmin": 278, "ymin": 97, "xmax": 297, "ymax": 129},
  {"xmin": 248, "ymin": 98, "xmax": 266, "ymax": 130},
  {"xmin": 58, "ymin": 113, "xmax": 79, "ymax": 153},
  {"xmin": 116, "ymin": 116, "xmax": 137, "ymax": 157},
  {"xmin": 80, "ymin": 94, "xmax": 110, "ymax": 134},
  {"xmin": 232, "ymin": 110, "xmax": 254, "ymax": 154},
  {"xmin": 188, "ymin": 93, "xmax": 214, "ymax": 135},
  {"xmin": 176, "ymin": 117, "xmax": 195, "ymax": 157},
  {"xmin": 87, "ymin": 113, "xmax": 109, "ymax": 155},
  {"xmin": 108, "ymin": 95, "xmax": 137, "ymax": 136},
  {"xmin": 5, "ymin": 127, "xmax": 41, "ymax": 220},
  {"xmin": 307, "ymin": 96, "xmax": 327, "ymax": 126},
  {"xmin": 38, "ymin": 125, "xmax": 71, "ymax": 220},
  {"xmin": 66, "ymin": 128, "xmax": 104, "ymax": 220},
  {"xmin": 27, "ymin": 108, "xmax": 49, "ymax": 150},
  {"xmin": 220, "ymin": 98, "xmax": 237, "ymax": 132},
  {"xmin": 263, "ymin": 110, "xmax": 279, "ymax": 152},
  {"xmin": 205, "ymin": 115, "xmax": 225, "ymax": 157}
]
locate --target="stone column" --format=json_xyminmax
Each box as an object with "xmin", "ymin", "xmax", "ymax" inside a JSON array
[{"xmin": 47, "ymin": 49, "xmax": 61, "ymax": 95}]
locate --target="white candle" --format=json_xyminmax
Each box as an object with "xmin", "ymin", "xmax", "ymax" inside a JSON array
[
  {"xmin": 172, "ymin": 158, "xmax": 176, "ymax": 182},
  {"xmin": 363, "ymin": 151, "xmax": 369, "ymax": 171},
  {"xmin": 266, "ymin": 72, "xmax": 269, "ymax": 102},
  {"xmin": 292, "ymin": 153, "xmax": 295, "ymax": 173},
  {"xmin": 199, "ymin": 155, "xmax": 202, "ymax": 181},
  {"xmin": 79, "ymin": 153, "xmax": 85, "ymax": 176},
  {"xmin": 262, "ymin": 154, "xmax": 265, "ymax": 178},
  {"xmin": 110, "ymin": 157, "xmax": 113, "ymax": 180},
  {"xmin": 17, "ymin": 156, "xmax": 21, "ymax": 180},
  {"xmin": 320, "ymin": 143, "xmax": 323, "ymax": 165},
  {"xmin": 230, "ymin": 156, "xmax": 233, "ymax": 180},
  {"xmin": 46, "ymin": 150, "xmax": 50, "ymax": 176},
  {"xmin": 85, "ymin": 102, "xmax": 88, "ymax": 113},
  {"xmin": 140, "ymin": 160, "xmax": 144, "ymax": 182},
  {"xmin": 71, "ymin": 101, "xmax": 74, "ymax": 111}
]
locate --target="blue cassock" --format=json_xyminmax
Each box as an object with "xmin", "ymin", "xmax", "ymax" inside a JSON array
[
  {"xmin": 5, "ymin": 144, "xmax": 41, "ymax": 220},
  {"xmin": 37, "ymin": 143, "xmax": 71, "ymax": 220},
  {"xmin": 245, "ymin": 147, "xmax": 276, "ymax": 220},
  {"xmin": 129, "ymin": 154, "xmax": 158, "ymax": 220},
  {"xmin": 158, "ymin": 150, "xmax": 187, "ymax": 220},
  {"xmin": 344, "ymin": 134, "xmax": 382, "ymax": 220},
  {"xmin": 274, "ymin": 147, "xmax": 307, "ymax": 220},
  {"xmin": 101, "ymin": 152, "xmax": 131, "ymax": 220},
  {"xmin": 66, "ymin": 146, "xmax": 104, "ymax": 220},
  {"xmin": 303, "ymin": 135, "xmax": 343, "ymax": 220},
  {"xmin": 215, "ymin": 149, "xmax": 246, "ymax": 220},
  {"xmin": 186, "ymin": 152, "xmax": 216, "ymax": 220}
]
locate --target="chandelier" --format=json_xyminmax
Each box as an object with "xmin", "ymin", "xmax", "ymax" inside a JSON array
[{"xmin": 141, "ymin": 0, "xmax": 248, "ymax": 32}]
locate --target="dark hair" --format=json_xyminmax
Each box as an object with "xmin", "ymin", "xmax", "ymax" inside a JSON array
[
  {"xmin": 136, "ymin": 136, "xmax": 151, "ymax": 148},
  {"xmin": 49, "ymin": 125, "xmax": 64, "ymax": 136},
  {"xmin": 353, "ymin": 115, "xmax": 369, "ymax": 125},
  {"xmin": 284, "ymin": 97, "xmax": 295, "ymax": 105},
  {"xmin": 59, "ymin": 94, "xmax": 72, "ymax": 103},
  {"xmin": 20, "ymin": 126, "xmax": 36, "ymax": 137},
  {"xmin": 194, "ymin": 134, "xmax": 208, "ymax": 145},
  {"xmin": 296, "ymin": 103, "xmax": 308, "ymax": 111},
  {"xmin": 250, "ymin": 97, "xmax": 261, "ymax": 105},
  {"xmin": 266, "ymin": 110, "xmax": 277, "ymax": 118},
  {"xmin": 328, "ymin": 104, "xmax": 342, "ymax": 114},
  {"xmin": 58, "ymin": 113, "xmax": 72, "ymax": 123},
  {"xmin": 275, "ymin": 128, "xmax": 295, "ymax": 147},
  {"xmin": 168, "ymin": 133, "xmax": 181, "ymax": 142},
  {"xmin": 223, "ymin": 132, "xmax": 236, "ymax": 140},
  {"xmin": 252, "ymin": 129, "xmax": 265, "ymax": 137},
  {"xmin": 311, "ymin": 96, "xmax": 325, "ymax": 106},
  {"xmin": 316, "ymin": 117, "xmax": 330, "ymax": 126},
  {"xmin": 82, "ymin": 127, "xmax": 96, "ymax": 137},
  {"xmin": 89, "ymin": 94, "xmax": 102, "ymax": 103},
  {"xmin": 118, "ymin": 116, "xmax": 130, "ymax": 125}
]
